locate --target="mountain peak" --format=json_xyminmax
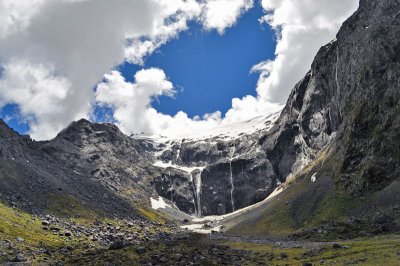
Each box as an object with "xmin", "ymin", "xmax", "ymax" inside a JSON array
[{"xmin": 0, "ymin": 119, "xmax": 22, "ymax": 139}]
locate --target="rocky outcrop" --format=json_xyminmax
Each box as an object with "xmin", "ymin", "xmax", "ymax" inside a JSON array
[
  {"xmin": 261, "ymin": 0, "xmax": 400, "ymax": 196},
  {"xmin": 151, "ymin": 116, "xmax": 281, "ymax": 216},
  {"xmin": 152, "ymin": 168, "xmax": 196, "ymax": 214},
  {"xmin": 323, "ymin": 0, "xmax": 400, "ymax": 195},
  {"xmin": 0, "ymin": 119, "xmax": 148, "ymax": 218}
]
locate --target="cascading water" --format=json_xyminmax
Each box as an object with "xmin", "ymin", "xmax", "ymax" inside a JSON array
[
  {"xmin": 189, "ymin": 172, "xmax": 197, "ymax": 216},
  {"xmin": 194, "ymin": 171, "xmax": 202, "ymax": 217},
  {"xmin": 175, "ymin": 140, "xmax": 182, "ymax": 162},
  {"xmin": 335, "ymin": 43, "xmax": 342, "ymax": 120},
  {"xmin": 190, "ymin": 170, "xmax": 203, "ymax": 217},
  {"xmin": 168, "ymin": 171, "xmax": 173, "ymax": 202},
  {"xmin": 229, "ymin": 161, "xmax": 235, "ymax": 212},
  {"xmin": 229, "ymin": 145, "xmax": 236, "ymax": 212}
]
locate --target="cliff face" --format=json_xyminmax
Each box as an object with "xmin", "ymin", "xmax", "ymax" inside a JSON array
[
  {"xmin": 258, "ymin": 0, "xmax": 400, "ymax": 197},
  {"xmin": 326, "ymin": 0, "xmax": 400, "ymax": 195},
  {"xmin": 227, "ymin": 0, "xmax": 400, "ymax": 238},
  {"xmin": 150, "ymin": 113, "xmax": 280, "ymax": 216}
]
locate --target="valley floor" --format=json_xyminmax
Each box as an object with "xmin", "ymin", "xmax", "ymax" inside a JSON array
[
  {"xmin": 62, "ymin": 234, "xmax": 400, "ymax": 265},
  {"xmin": 0, "ymin": 201, "xmax": 399, "ymax": 265}
]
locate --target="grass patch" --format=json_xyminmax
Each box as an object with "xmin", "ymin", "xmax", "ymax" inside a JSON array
[
  {"xmin": 0, "ymin": 202, "xmax": 104, "ymax": 264},
  {"xmin": 0, "ymin": 202, "xmax": 63, "ymax": 248},
  {"xmin": 225, "ymin": 234, "xmax": 400, "ymax": 265},
  {"xmin": 47, "ymin": 193, "xmax": 100, "ymax": 220},
  {"xmin": 253, "ymin": 206, "xmax": 295, "ymax": 238},
  {"xmin": 309, "ymin": 195, "xmax": 358, "ymax": 226},
  {"xmin": 136, "ymin": 207, "xmax": 165, "ymax": 224}
]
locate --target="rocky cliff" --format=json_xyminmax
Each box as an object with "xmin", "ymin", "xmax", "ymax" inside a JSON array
[{"xmin": 227, "ymin": 0, "xmax": 400, "ymax": 239}]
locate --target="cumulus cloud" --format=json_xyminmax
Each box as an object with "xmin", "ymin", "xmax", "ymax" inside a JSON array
[
  {"xmin": 0, "ymin": 0, "xmax": 359, "ymax": 140},
  {"xmin": 0, "ymin": 0, "xmax": 46, "ymax": 38},
  {"xmin": 95, "ymin": 68, "xmax": 284, "ymax": 137},
  {"xmin": 96, "ymin": 68, "xmax": 224, "ymax": 136},
  {"xmin": 201, "ymin": 0, "xmax": 254, "ymax": 34},
  {"xmin": 0, "ymin": 60, "xmax": 78, "ymax": 139},
  {"xmin": 96, "ymin": 68, "xmax": 174, "ymax": 134}
]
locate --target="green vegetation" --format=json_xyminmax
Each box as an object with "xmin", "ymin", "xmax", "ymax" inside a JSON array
[
  {"xmin": 0, "ymin": 201, "xmax": 169, "ymax": 264},
  {"xmin": 47, "ymin": 193, "xmax": 101, "ymax": 220},
  {"xmin": 0, "ymin": 202, "xmax": 63, "ymax": 248},
  {"xmin": 0, "ymin": 202, "xmax": 80, "ymax": 263},
  {"xmin": 309, "ymin": 195, "xmax": 358, "ymax": 226},
  {"xmin": 136, "ymin": 206, "xmax": 166, "ymax": 224},
  {"xmin": 225, "ymin": 235, "xmax": 400, "ymax": 265}
]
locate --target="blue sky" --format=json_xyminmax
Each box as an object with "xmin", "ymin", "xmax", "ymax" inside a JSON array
[
  {"xmin": 0, "ymin": 104, "xmax": 30, "ymax": 133},
  {"xmin": 118, "ymin": 4, "xmax": 275, "ymax": 118}
]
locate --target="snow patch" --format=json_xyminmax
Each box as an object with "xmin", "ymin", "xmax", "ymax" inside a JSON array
[
  {"xmin": 134, "ymin": 112, "xmax": 281, "ymax": 143},
  {"xmin": 180, "ymin": 224, "xmax": 222, "ymax": 234},
  {"xmin": 311, "ymin": 173, "xmax": 317, "ymax": 183},
  {"xmin": 181, "ymin": 185, "xmax": 287, "ymax": 234},
  {"xmin": 150, "ymin": 196, "xmax": 171, "ymax": 210},
  {"xmin": 153, "ymin": 161, "xmax": 205, "ymax": 174}
]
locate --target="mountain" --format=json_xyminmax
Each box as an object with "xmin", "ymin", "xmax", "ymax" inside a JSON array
[
  {"xmin": 1, "ymin": 0, "xmax": 400, "ymax": 264},
  {"xmin": 226, "ymin": 0, "xmax": 400, "ymax": 239},
  {"xmin": 1, "ymin": 0, "xmax": 399, "ymax": 224},
  {"xmin": 0, "ymin": 111, "xmax": 283, "ymax": 218},
  {"xmin": 0, "ymin": 119, "xmax": 151, "ymax": 219}
]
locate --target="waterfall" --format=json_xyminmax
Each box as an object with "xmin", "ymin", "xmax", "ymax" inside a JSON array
[
  {"xmin": 189, "ymin": 173, "xmax": 197, "ymax": 216},
  {"xmin": 175, "ymin": 140, "xmax": 182, "ymax": 162},
  {"xmin": 335, "ymin": 44, "xmax": 342, "ymax": 120},
  {"xmin": 168, "ymin": 171, "xmax": 173, "ymax": 202},
  {"xmin": 194, "ymin": 171, "xmax": 202, "ymax": 217},
  {"xmin": 229, "ymin": 160, "xmax": 235, "ymax": 212},
  {"xmin": 229, "ymin": 144, "xmax": 236, "ymax": 212},
  {"xmin": 190, "ymin": 170, "xmax": 202, "ymax": 217}
]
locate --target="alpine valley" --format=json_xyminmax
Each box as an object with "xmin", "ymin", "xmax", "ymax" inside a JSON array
[{"xmin": 1, "ymin": 0, "xmax": 400, "ymax": 265}]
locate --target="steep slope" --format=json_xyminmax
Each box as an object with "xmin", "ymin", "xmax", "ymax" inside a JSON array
[
  {"xmin": 0, "ymin": 119, "xmax": 151, "ymax": 219},
  {"xmin": 227, "ymin": 0, "xmax": 400, "ymax": 238}
]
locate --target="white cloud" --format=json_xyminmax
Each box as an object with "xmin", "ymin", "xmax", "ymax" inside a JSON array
[
  {"xmin": 96, "ymin": 68, "xmax": 175, "ymax": 134},
  {"xmin": 0, "ymin": 0, "xmax": 46, "ymax": 38},
  {"xmin": 254, "ymin": 0, "xmax": 359, "ymax": 103},
  {"xmin": 0, "ymin": 60, "xmax": 81, "ymax": 139},
  {"xmin": 201, "ymin": 0, "xmax": 254, "ymax": 34},
  {"xmin": 96, "ymin": 68, "xmax": 224, "ymax": 136},
  {"xmin": 224, "ymin": 95, "xmax": 281, "ymax": 124}
]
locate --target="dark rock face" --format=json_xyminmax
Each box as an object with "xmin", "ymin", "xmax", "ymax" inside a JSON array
[
  {"xmin": 152, "ymin": 118, "xmax": 281, "ymax": 216},
  {"xmin": 152, "ymin": 168, "xmax": 196, "ymax": 215},
  {"xmin": 327, "ymin": 0, "xmax": 400, "ymax": 195},
  {"xmin": 259, "ymin": 40, "xmax": 342, "ymax": 183},
  {"xmin": 0, "ymin": 119, "xmax": 151, "ymax": 218},
  {"xmin": 253, "ymin": 0, "xmax": 400, "ymax": 199},
  {"xmin": 200, "ymin": 156, "xmax": 275, "ymax": 215}
]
